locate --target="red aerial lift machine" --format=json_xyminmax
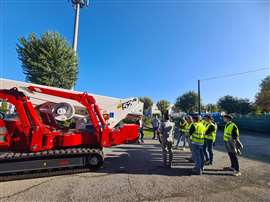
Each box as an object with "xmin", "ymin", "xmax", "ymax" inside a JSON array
[{"xmin": 0, "ymin": 85, "xmax": 140, "ymax": 175}]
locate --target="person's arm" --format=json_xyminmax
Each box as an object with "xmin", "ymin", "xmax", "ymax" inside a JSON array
[
  {"xmin": 189, "ymin": 125, "xmax": 195, "ymax": 136},
  {"xmin": 231, "ymin": 125, "xmax": 238, "ymax": 139},
  {"xmin": 205, "ymin": 125, "xmax": 215, "ymax": 135},
  {"xmin": 167, "ymin": 123, "xmax": 175, "ymax": 142},
  {"xmin": 160, "ymin": 123, "xmax": 164, "ymax": 134}
]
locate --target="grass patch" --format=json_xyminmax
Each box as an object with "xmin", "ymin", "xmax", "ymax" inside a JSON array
[{"xmin": 143, "ymin": 128, "xmax": 154, "ymax": 139}]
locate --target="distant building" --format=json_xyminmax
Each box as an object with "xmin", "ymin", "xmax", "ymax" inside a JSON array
[
  {"xmin": 145, "ymin": 104, "xmax": 185, "ymax": 118},
  {"xmin": 151, "ymin": 104, "xmax": 161, "ymax": 116}
]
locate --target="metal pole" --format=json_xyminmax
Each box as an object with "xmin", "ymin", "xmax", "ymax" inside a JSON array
[
  {"xmin": 198, "ymin": 80, "xmax": 201, "ymax": 115},
  {"xmin": 73, "ymin": 3, "xmax": 80, "ymax": 52}
]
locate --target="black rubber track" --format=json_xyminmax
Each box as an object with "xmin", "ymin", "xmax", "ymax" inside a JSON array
[{"xmin": 0, "ymin": 148, "xmax": 104, "ymax": 182}]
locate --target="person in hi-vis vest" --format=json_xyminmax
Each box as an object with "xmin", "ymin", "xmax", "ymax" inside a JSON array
[{"xmin": 223, "ymin": 114, "xmax": 242, "ymax": 177}]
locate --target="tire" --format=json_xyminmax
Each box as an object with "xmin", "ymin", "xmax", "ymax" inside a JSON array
[{"xmin": 87, "ymin": 153, "xmax": 103, "ymax": 171}]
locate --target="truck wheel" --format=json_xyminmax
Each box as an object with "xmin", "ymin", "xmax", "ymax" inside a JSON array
[{"xmin": 87, "ymin": 154, "xmax": 103, "ymax": 171}]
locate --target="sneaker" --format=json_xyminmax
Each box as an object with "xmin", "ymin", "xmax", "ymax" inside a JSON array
[
  {"xmin": 233, "ymin": 171, "xmax": 241, "ymax": 177},
  {"xmin": 223, "ymin": 167, "xmax": 235, "ymax": 171}
]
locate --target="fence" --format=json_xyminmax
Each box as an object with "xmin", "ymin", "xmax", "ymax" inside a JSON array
[
  {"xmin": 234, "ymin": 115, "xmax": 270, "ymax": 134},
  {"xmin": 213, "ymin": 114, "xmax": 270, "ymax": 134}
]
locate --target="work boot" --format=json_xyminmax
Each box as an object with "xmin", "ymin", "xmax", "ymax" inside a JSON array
[{"xmin": 233, "ymin": 171, "xmax": 241, "ymax": 177}]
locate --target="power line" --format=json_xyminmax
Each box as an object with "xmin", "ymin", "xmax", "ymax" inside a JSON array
[
  {"xmin": 197, "ymin": 67, "xmax": 269, "ymax": 114},
  {"xmin": 201, "ymin": 67, "xmax": 269, "ymax": 81}
]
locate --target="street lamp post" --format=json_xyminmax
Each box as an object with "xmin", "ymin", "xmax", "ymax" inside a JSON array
[
  {"xmin": 70, "ymin": 0, "xmax": 89, "ymax": 52},
  {"xmin": 198, "ymin": 79, "xmax": 201, "ymax": 115}
]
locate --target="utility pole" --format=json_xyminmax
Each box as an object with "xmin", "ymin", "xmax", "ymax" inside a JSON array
[
  {"xmin": 70, "ymin": 0, "xmax": 89, "ymax": 52},
  {"xmin": 198, "ymin": 79, "xmax": 201, "ymax": 115}
]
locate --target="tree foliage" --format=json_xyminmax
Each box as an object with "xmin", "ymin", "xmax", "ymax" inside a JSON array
[
  {"xmin": 17, "ymin": 32, "xmax": 78, "ymax": 89},
  {"xmin": 217, "ymin": 95, "xmax": 253, "ymax": 114},
  {"xmin": 175, "ymin": 91, "xmax": 199, "ymax": 113},
  {"xmin": 156, "ymin": 100, "xmax": 170, "ymax": 115},
  {"xmin": 205, "ymin": 104, "xmax": 219, "ymax": 112},
  {"xmin": 255, "ymin": 76, "xmax": 270, "ymax": 112},
  {"xmin": 139, "ymin": 97, "xmax": 153, "ymax": 115}
]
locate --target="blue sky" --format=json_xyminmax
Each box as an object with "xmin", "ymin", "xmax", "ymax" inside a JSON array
[{"xmin": 0, "ymin": 0, "xmax": 269, "ymax": 104}]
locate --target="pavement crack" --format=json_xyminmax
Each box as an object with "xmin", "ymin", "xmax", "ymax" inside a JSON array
[
  {"xmin": 0, "ymin": 174, "xmax": 77, "ymax": 201},
  {"xmin": 0, "ymin": 178, "xmax": 54, "ymax": 200}
]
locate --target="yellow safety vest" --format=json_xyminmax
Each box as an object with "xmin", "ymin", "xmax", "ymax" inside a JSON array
[
  {"xmin": 191, "ymin": 122, "xmax": 205, "ymax": 145},
  {"xmin": 200, "ymin": 120, "xmax": 206, "ymax": 126},
  {"xmin": 223, "ymin": 122, "xmax": 240, "ymax": 142},
  {"xmin": 180, "ymin": 121, "xmax": 189, "ymax": 133},
  {"xmin": 204, "ymin": 122, "xmax": 217, "ymax": 141},
  {"xmin": 186, "ymin": 123, "xmax": 193, "ymax": 137}
]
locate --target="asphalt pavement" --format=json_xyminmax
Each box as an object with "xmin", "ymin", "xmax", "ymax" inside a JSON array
[{"xmin": 0, "ymin": 132, "xmax": 269, "ymax": 202}]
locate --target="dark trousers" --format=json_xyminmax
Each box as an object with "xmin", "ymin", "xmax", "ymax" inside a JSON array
[
  {"xmin": 140, "ymin": 128, "xmax": 144, "ymax": 142},
  {"xmin": 228, "ymin": 152, "xmax": 239, "ymax": 171},
  {"xmin": 203, "ymin": 139, "xmax": 214, "ymax": 163},
  {"xmin": 152, "ymin": 127, "xmax": 158, "ymax": 139}
]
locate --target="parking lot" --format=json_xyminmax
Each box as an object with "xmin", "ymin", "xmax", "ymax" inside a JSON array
[{"xmin": 0, "ymin": 132, "xmax": 269, "ymax": 202}]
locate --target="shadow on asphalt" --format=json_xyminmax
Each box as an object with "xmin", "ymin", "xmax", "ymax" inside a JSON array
[
  {"xmin": 213, "ymin": 131, "xmax": 270, "ymax": 164},
  {"xmin": 100, "ymin": 142, "xmax": 233, "ymax": 177}
]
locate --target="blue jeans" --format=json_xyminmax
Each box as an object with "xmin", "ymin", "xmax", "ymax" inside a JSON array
[
  {"xmin": 203, "ymin": 139, "xmax": 214, "ymax": 163},
  {"xmin": 191, "ymin": 143, "xmax": 204, "ymax": 172}
]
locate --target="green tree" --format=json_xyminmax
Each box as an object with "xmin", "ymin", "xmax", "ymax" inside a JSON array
[
  {"xmin": 175, "ymin": 91, "xmax": 199, "ymax": 113},
  {"xmin": 218, "ymin": 95, "xmax": 252, "ymax": 114},
  {"xmin": 255, "ymin": 76, "xmax": 270, "ymax": 112},
  {"xmin": 139, "ymin": 97, "xmax": 153, "ymax": 115},
  {"xmin": 17, "ymin": 32, "xmax": 78, "ymax": 89},
  {"xmin": 218, "ymin": 96, "xmax": 238, "ymax": 114},
  {"xmin": 156, "ymin": 100, "xmax": 170, "ymax": 115},
  {"xmin": 237, "ymin": 98, "xmax": 253, "ymax": 114},
  {"xmin": 205, "ymin": 104, "xmax": 219, "ymax": 112}
]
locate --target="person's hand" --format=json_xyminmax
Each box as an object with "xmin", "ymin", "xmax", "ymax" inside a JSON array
[{"xmin": 213, "ymin": 141, "xmax": 216, "ymax": 147}]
